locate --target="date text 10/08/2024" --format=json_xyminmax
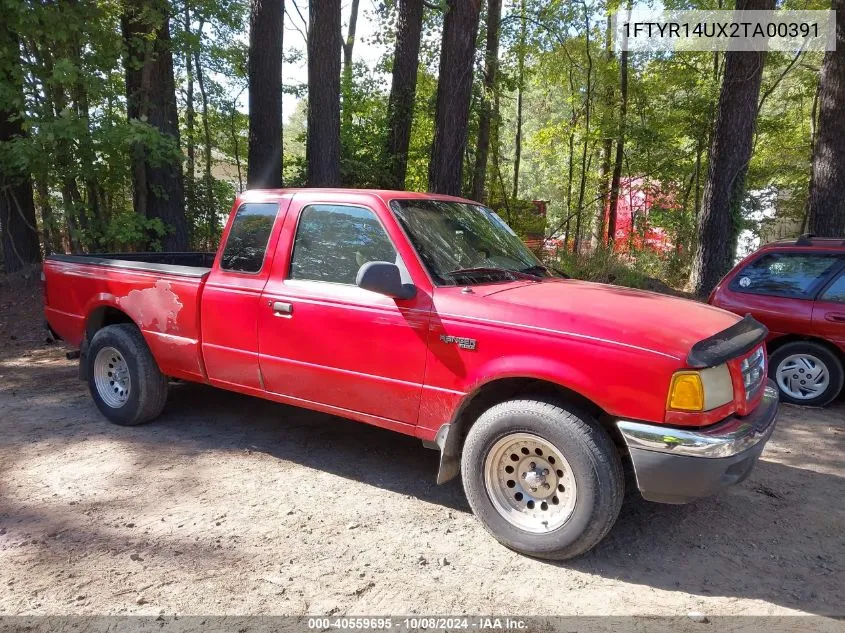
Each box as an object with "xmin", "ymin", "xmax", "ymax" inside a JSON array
[{"xmin": 306, "ymin": 617, "xmax": 528, "ymax": 630}]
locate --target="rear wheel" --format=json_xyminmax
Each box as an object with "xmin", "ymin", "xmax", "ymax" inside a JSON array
[
  {"xmin": 769, "ymin": 341, "xmax": 843, "ymax": 407},
  {"xmin": 87, "ymin": 324, "xmax": 168, "ymax": 425},
  {"xmin": 461, "ymin": 398, "xmax": 624, "ymax": 560}
]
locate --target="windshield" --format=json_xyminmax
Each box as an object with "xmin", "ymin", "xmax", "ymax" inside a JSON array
[{"xmin": 390, "ymin": 199, "xmax": 547, "ymax": 286}]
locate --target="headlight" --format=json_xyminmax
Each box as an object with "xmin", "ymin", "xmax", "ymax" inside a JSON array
[
  {"xmin": 740, "ymin": 346, "xmax": 766, "ymax": 400},
  {"xmin": 667, "ymin": 364, "xmax": 734, "ymax": 412}
]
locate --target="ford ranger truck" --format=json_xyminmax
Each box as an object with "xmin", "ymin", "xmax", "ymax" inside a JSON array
[{"xmin": 43, "ymin": 189, "xmax": 779, "ymax": 560}]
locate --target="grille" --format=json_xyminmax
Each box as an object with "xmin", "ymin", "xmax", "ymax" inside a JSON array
[{"xmin": 741, "ymin": 346, "xmax": 766, "ymax": 401}]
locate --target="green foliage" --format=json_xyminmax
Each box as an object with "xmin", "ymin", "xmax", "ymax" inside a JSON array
[
  {"xmin": 404, "ymin": 70, "xmax": 437, "ymax": 192},
  {"xmin": 340, "ymin": 64, "xmax": 391, "ymax": 188},
  {"xmin": 489, "ymin": 197, "xmax": 545, "ymax": 239},
  {"xmin": 100, "ymin": 214, "xmax": 169, "ymax": 252},
  {"xmin": 554, "ymin": 247, "xmax": 688, "ymax": 294},
  {"xmin": 0, "ymin": 0, "xmax": 827, "ymax": 279}
]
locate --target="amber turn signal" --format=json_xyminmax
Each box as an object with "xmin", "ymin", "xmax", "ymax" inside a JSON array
[{"xmin": 667, "ymin": 372, "xmax": 705, "ymax": 411}]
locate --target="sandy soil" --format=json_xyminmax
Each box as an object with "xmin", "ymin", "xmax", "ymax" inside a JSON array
[{"xmin": 1, "ymin": 271, "xmax": 843, "ymax": 618}]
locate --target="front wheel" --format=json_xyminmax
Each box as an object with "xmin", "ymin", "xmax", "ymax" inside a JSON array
[
  {"xmin": 461, "ymin": 399, "xmax": 624, "ymax": 560},
  {"xmin": 769, "ymin": 341, "xmax": 844, "ymax": 407},
  {"xmin": 87, "ymin": 324, "xmax": 169, "ymax": 425}
]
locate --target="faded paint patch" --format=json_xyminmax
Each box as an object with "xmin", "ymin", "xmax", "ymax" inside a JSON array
[
  {"xmin": 118, "ymin": 280, "xmax": 183, "ymax": 333},
  {"xmin": 154, "ymin": 332, "xmax": 195, "ymax": 346}
]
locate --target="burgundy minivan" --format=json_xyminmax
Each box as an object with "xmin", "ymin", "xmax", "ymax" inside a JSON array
[{"xmin": 709, "ymin": 235, "xmax": 845, "ymax": 407}]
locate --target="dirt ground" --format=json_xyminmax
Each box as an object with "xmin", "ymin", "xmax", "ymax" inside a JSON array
[{"xmin": 1, "ymin": 272, "xmax": 843, "ymax": 618}]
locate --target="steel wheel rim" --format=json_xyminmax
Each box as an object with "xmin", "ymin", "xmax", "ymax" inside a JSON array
[
  {"xmin": 483, "ymin": 432, "xmax": 577, "ymax": 533},
  {"xmin": 776, "ymin": 353, "xmax": 829, "ymax": 400},
  {"xmin": 93, "ymin": 346, "xmax": 131, "ymax": 408}
]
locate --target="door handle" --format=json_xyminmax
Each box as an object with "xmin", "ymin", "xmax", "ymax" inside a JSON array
[
  {"xmin": 824, "ymin": 312, "xmax": 845, "ymax": 323},
  {"xmin": 270, "ymin": 301, "xmax": 293, "ymax": 316}
]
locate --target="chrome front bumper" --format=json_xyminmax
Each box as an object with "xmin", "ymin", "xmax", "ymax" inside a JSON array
[{"xmin": 616, "ymin": 380, "xmax": 779, "ymax": 504}]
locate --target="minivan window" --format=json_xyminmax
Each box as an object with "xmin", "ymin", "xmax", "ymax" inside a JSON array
[
  {"xmin": 289, "ymin": 204, "xmax": 398, "ymax": 284},
  {"xmin": 820, "ymin": 271, "xmax": 845, "ymax": 303},
  {"xmin": 220, "ymin": 203, "xmax": 279, "ymax": 273},
  {"xmin": 731, "ymin": 253, "xmax": 841, "ymax": 299}
]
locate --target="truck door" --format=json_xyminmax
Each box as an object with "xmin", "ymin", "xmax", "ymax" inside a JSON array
[
  {"xmin": 811, "ymin": 263, "xmax": 845, "ymax": 353},
  {"xmin": 201, "ymin": 196, "xmax": 291, "ymax": 390},
  {"xmin": 257, "ymin": 197, "xmax": 431, "ymax": 428}
]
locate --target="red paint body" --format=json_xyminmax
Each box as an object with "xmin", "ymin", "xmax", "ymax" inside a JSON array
[
  {"xmin": 708, "ymin": 239, "xmax": 845, "ymax": 357},
  {"xmin": 45, "ymin": 189, "xmax": 766, "ymax": 443}
]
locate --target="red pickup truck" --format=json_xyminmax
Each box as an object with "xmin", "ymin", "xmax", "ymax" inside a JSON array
[{"xmin": 44, "ymin": 188, "xmax": 779, "ymax": 559}]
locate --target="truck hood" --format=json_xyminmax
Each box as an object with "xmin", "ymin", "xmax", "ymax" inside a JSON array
[{"xmin": 469, "ymin": 279, "xmax": 741, "ymax": 362}]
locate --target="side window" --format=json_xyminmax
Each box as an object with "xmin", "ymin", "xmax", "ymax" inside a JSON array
[
  {"xmin": 731, "ymin": 253, "xmax": 841, "ymax": 299},
  {"xmin": 289, "ymin": 204, "xmax": 398, "ymax": 284},
  {"xmin": 820, "ymin": 271, "xmax": 845, "ymax": 303},
  {"xmin": 220, "ymin": 203, "xmax": 279, "ymax": 273}
]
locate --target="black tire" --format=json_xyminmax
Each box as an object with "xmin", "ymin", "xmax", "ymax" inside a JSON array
[
  {"xmin": 86, "ymin": 324, "xmax": 169, "ymax": 425},
  {"xmin": 461, "ymin": 398, "xmax": 624, "ymax": 560},
  {"xmin": 769, "ymin": 341, "xmax": 844, "ymax": 407}
]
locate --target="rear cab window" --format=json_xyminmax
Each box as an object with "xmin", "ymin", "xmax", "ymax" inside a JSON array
[
  {"xmin": 731, "ymin": 252, "xmax": 842, "ymax": 299},
  {"xmin": 220, "ymin": 203, "xmax": 279, "ymax": 273}
]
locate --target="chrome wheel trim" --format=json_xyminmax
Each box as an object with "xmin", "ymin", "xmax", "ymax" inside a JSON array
[
  {"xmin": 93, "ymin": 346, "xmax": 131, "ymax": 408},
  {"xmin": 483, "ymin": 432, "xmax": 577, "ymax": 533},
  {"xmin": 776, "ymin": 353, "xmax": 830, "ymax": 400}
]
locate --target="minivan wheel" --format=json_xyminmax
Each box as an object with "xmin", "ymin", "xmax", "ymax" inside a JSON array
[
  {"xmin": 461, "ymin": 399, "xmax": 624, "ymax": 560},
  {"xmin": 769, "ymin": 341, "xmax": 844, "ymax": 407},
  {"xmin": 87, "ymin": 324, "xmax": 169, "ymax": 425}
]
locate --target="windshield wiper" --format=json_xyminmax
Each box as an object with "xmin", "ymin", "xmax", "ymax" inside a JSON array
[
  {"xmin": 520, "ymin": 264, "xmax": 569, "ymax": 279},
  {"xmin": 444, "ymin": 267, "xmax": 536, "ymax": 283},
  {"xmin": 520, "ymin": 264, "xmax": 551, "ymax": 278}
]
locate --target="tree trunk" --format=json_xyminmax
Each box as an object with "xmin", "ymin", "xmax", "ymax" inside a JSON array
[
  {"xmin": 808, "ymin": 0, "xmax": 845, "ymax": 237},
  {"xmin": 469, "ymin": 0, "xmax": 501, "ymax": 203},
  {"xmin": 511, "ymin": 0, "xmax": 526, "ymax": 201},
  {"xmin": 306, "ymin": 0, "xmax": 342, "ymax": 187},
  {"xmin": 802, "ymin": 77, "xmax": 821, "ymax": 233},
  {"xmin": 194, "ymin": 44, "xmax": 215, "ymax": 249},
  {"xmin": 31, "ymin": 29, "xmax": 87, "ymax": 250},
  {"xmin": 122, "ymin": 0, "xmax": 188, "ymax": 251},
  {"xmin": 607, "ymin": 46, "xmax": 627, "ymax": 247},
  {"xmin": 0, "ymin": 182, "xmax": 41, "ymax": 272},
  {"xmin": 594, "ymin": 140, "xmax": 612, "ymax": 246},
  {"xmin": 35, "ymin": 176, "xmax": 55, "ymax": 255},
  {"xmin": 230, "ymin": 99, "xmax": 244, "ymax": 192},
  {"xmin": 593, "ymin": 12, "xmax": 614, "ymax": 249},
  {"xmin": 384, "ymin": 0, "xmax": 424, "ymax": 190},
  {"xmin": 565, "ymin": 128, "xmax": 575, "ymax": 250},
  {"xmin": 573, "ymin": 5, "xmax": 592, "ymax": 255},
  {"xmin": 0, "ymin": 27, "xmax": 41, "ymax": 270},
  {"xmin": 607, "ymin": 4, "xmax": 631, "ymax": 247},
  {"xmin": 184, "ymin": 3, "xmax": 196, "ymax": 214},
  {"xmin": 342, "ymin": 0, "xmax": 360, "ymax": 82},
  {"xmin": 248, "ymin": 0, "xmax": 284, "ymax": 189},
  {"xmin": 67, "ymin": 0, "xmax": 102, "ymax": 232},
  {"xmin": 428, "ymin": 0, "xmax": 481, "ymax": 196},
  {"xmin": 689, "ymin": 0, "xmax": 775, "ymax": 296},
  {"xmin": 341, "ymin": 0, "xmax": 361, "ymax": 130}
]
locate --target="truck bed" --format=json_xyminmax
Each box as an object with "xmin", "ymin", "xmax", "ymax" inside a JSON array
[
  {"xmin": 43, "ymin": 252, "xmax": 213, "ymax": 382},
  {"xmin": 48, "ymin": 252, "xmax": 215, "ymax": 277}
]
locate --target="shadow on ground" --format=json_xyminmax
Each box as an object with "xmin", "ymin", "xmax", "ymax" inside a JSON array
[
  {"xmin": 139, "ymin": 380, "xmax": 845, "ymax": 614},
  {"xmin": 1, "ymin": 350, "xmax": 843, "ymax": 615}
]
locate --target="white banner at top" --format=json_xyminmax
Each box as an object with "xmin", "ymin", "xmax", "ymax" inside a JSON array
[{"xmin": 611, "ymin": 9, "xmax": 836, "ymax": 52}]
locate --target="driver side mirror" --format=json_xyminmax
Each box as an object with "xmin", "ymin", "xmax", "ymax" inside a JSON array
[{"xmin": 356, "ymin": 261, "xmax": 416, "ymax": 300}]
